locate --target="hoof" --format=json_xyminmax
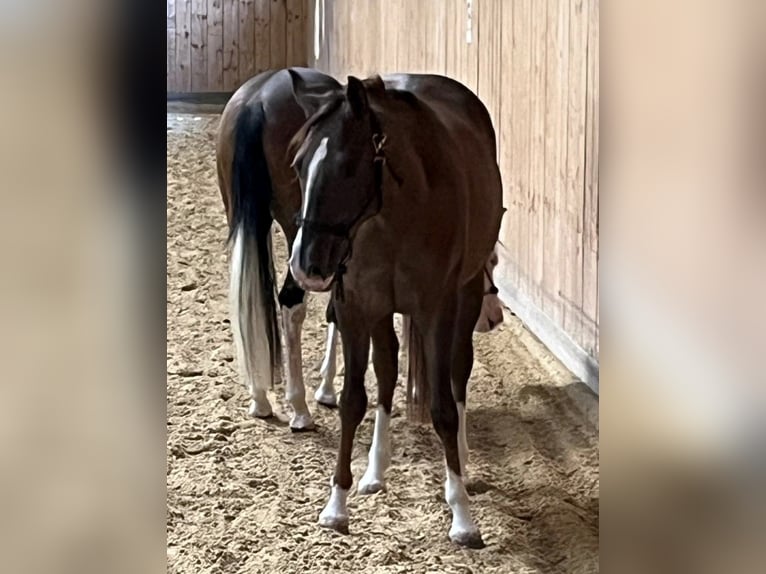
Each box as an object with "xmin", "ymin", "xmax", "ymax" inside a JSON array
[
  {"xmin": 318, "ymin": 512, "xmax": 349, "ymax": 535},
  {"xmin": 289, "ymin": 413, "xmax": 316, "ymax": 432},
  {"xmin": 449, "ymin": 528, "xmax": 486, "ymax": 549},
  {"xmin": 357, "ymin": 477, "xmax": 385, "ymax": 495},
  {"xmin": 249, "ymin": 400, "xmax": 273, "ymax": 419},
  {"xmin": 314, "ymin": 388, "xmax": 338, "ymax": 408}
]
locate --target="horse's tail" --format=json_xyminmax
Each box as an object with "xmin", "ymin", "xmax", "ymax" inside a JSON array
[
  {"xmin": 228, "ymin": 101, "xmax": 282, "ymax": 393},
  {"xmin": 404, "ymin": 316, "xmax": 431, "ymax": 424}
]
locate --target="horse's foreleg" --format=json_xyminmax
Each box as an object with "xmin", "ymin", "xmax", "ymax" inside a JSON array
[
  {"xmin": 358, "ymin": 316, "xmax": 398, "ymax": 495},
  {"xmin": 451, "ymin": 273, "xmax": 485, "ymax": 479},
  {"xmin": 318, "ymin": 316, "xmax": 370, "ymax": 533},
  {"xmin": 278, "ymin": 272, "xmax": 314, "ymax": 431},
  {"xmin": 424, "ymin": 303, "xmax": 484, "ymax": 549}
]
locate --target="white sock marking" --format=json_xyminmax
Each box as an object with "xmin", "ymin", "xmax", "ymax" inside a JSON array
[
  {"xmin": 316, "ymin": 322, "xmax": 339, "ymax": 405},
  {"xmin": 318, "ymin": 480, "xmax": 349, "ymax": 529},
  {"xmin": 282, "ymin": 302, "xmax": 314, "ymax": 429},
  {"xmin": 445, "ymin": 466, "xmax": 480, "ymax": 542},
  {"xmin": 359, "ymin": 405, "xmax": 391, "ymax": 493},
  {"xmin": 289, "ymin": 136, "xmax": 329, "ymax": 278}
]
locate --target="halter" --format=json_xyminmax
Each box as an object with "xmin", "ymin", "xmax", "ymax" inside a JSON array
[{"xmin": 294, "ymin": 116, "xmax": 400, "ymax": 301}]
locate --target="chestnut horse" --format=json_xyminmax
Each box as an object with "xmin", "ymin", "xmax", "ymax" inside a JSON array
[
  {"xmin": 287, "ymin": 71, "xmax": 504, "ymax": 547},
  {"xmin": 217, "ymin": 68, "xmax": 504, "ymax": 433}
]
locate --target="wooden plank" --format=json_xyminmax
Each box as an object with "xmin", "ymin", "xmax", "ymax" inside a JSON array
[
  {"xmin": 509, "ymin": 0, "xmax": 532, "ymax": 301},
  {"xmin": 255, "ymin": 0, "xmax": 270, "ymax": 73},
  {"xmin": 378, "ymin": 0, "xmax": 395, "ymax": 74},
  {"xmin": 239, "ymin": 0, "xmax": 255, "ymax": 84},
  {"xmin": 208, "ymin": 0, "xmax": 224, "ymax": 91},
  {"xmin": 528, "ymin": 0, "xmax": 548, "ymax": 313},
  {"xmin": 364, "ymin": 0, "xmax": 380, "ymax": 76},
  {"xmin": 582, "ymin": 0, "xmax": 599, "ymax": 356},
  {"xmin": 477, "ymin": 0, "xmax": 502, "ymax": 143},
  {"xmin": 176, "ymin": 0, "xmax": 192, "ymax": 91},
  {"xmin": 191, "ymin": 0, "xmax": 208, "ymax": 91},
  {"xmin": 222, "ymin": 0, "xmax": 239, "ymax": 90},
  {"xmin": 168, "ymin": 1, "xmax": 177, "ymax": 91},
  {"xmin": 444, "ymin": 0, "xmax": 459, "ymax": 79},
  {"xmin": 270, "ymin": 0, "xmax": 287, "ymax": 71},
  {"xmin": 423, "ymin": 0, "xmax": 446, "ymax": 75},
  {"xmin": 562, "ymin": 0, "xmax": 588, "ymax": 344},
  {"xmin": 458, "ymin": 0, "xmax": 479, "ymax": 92},
  {"xmin": 542, "ymin": 0, "xmax": 570, "ymax": 327},
  {"xmin": 497, "ymin": 0, "xmax": 513, "ymax": 266},
  {"xmin": 286, "ymin": 0, "xmax": 306, "ymax": 67}
]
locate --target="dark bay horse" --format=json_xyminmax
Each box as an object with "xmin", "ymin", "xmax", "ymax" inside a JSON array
[
  {"xmin": 217, "ymin": 68, "xmax": 504, "ymax": 433},
  {"xmin": 217, "ymin": 68, "xmax": 344, "ymax": 430},
  {"xmin": 287, "ymin": 71, "xmax": 504, "ymax": 547}
]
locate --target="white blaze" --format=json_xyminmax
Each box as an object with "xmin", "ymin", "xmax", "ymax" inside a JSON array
[{"xmin": 290, "ymin": 136, "xmax": 329, "ymax": 277}]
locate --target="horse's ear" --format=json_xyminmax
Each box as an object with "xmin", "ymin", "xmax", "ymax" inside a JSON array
[
  {"xmin": 346, "ymin": 76, "xmax": 369, "ymax": 119},
  {"xmin": 288, "ymin": 69, "xmax": 341, "ymax": 118}
]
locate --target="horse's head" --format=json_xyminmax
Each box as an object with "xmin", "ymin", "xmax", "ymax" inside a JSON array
[
  {"xmin": 287, "ymin": 70, "xmax": 383, "ymax": 293},
  {"xmin": 474, "ymin": 249, "xmax": 505, "ymax": 332}
]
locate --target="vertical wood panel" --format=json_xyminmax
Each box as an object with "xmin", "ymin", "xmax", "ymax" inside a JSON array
[
  {"xmin": 222, "ymin": 0, "xmax": 239, "ymax": 90},
  {"xmin": 512, "ymin": 0, "xmax": 532, "ymax": 301},
  {"xmin": 582, "ymin": 0, "xmax": 599, "ymax": 355},
  {"xmin": 477, "ymin": 0, "xmax": 502, "ymax": 136},
  {"xmin": 208, "ymin": 0, "xmax": 224, "ymax": 91},
  {"xmin": 167, "ymin": 1, "xmax": 177, "ymax": 91},
  {"xmin": 255, "ymin": 0, "xmax": 271, "ymax": 73},
  {"xmin": 498, "ymin": 0, "xmax": 514, "ymax": 268},
  {"xmin": 563, "ymin": 0, "xmax": 588, "ymax": 343},
  {"xmin": 544, "ymin": 0, "xmax": 570, "ymax": 326},
  {"xmin": 191, "ymin": 0, "xmax": 208, "ymax": 91},
  {"xmin": 176, "ymin": 0, "xmax": 192, "ymax": 91},
  {"xmin": 528, "ymin": 0, "xmax": 548, "ymax": 308},
  {"xmin": 239, "ymin": 0, "xmax": 255, "ymax": 83},
  {"xmin": 270, "ymin": 0, "xmax": 287, "ymax": 70},
  {"xmin": 286, "ymin": 0, "xmax": 306, "ymax": 67}
]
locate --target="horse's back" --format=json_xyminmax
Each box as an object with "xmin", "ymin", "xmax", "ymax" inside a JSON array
[
  {"xmin": 218, "ymin": 68, "xmax": 338, "ymax": 222},
  {"xmin": 381, "ymin": 74, "xmax": 503, "ymax": 285}
]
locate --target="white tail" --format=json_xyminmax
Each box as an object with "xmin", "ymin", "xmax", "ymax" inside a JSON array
[{"xmin": 229, "ymin": 225, "xmax": 274, "ymax": 393}]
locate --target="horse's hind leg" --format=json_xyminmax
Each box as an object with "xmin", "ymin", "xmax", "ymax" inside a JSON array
[
  {"xmin": 278, "ymin": 270, "xmax": 315, "ymax": 431},
  {"xmin": 316, "ymin": 300, "xmax": 339, "ymax": 407},
  {"xmin": 423, "ymin": 301, "xmax": 484, "ymax": 549},
  {"xmin": 358, "ymin": 315, "xmax": 399, "ymax": 494},
  {"xmin": 318, "ymin": 315, "xmax": 370, "ymax": 533}
]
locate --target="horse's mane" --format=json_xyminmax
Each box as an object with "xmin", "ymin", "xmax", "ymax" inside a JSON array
[{"xmin": 287, "ymin": 76, "xmax": 421, "ymax": 168}]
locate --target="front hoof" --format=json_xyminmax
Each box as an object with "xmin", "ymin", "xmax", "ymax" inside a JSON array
[
  {"xmin": 449, "ymin": 528, "xmax": 486, "ymax": 549},
  {"xmin": 289, "ymin": 413, "xmax": 316, "ymax": 432},
  {"xmin": 318, "ymin": 511, "xmax": 349, "ymax": 534},
  {"xmin": 357, "ymin": 476, "xmax": 385, "ymax": 495},
  {"xmin": 249, "ymin": 400, "xmax": 273, "ymax": 419},
  {"xmin": 314, "ymin": 388, "xmax": 338, "ymax": 408}
]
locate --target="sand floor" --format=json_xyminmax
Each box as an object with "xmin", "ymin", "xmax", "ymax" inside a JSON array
[{"xmin": 167, "ymin": 113, "xmax": 599, "ymax": 574}]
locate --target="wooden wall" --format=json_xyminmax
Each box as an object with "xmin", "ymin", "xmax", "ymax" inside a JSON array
[
  {"xmin": 310, "ymin": 0, "xmax": 600, "ymax": 391},
  {"xmin": 167, "ymin": 0, "xmax": 310, "ymax": 93}
]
